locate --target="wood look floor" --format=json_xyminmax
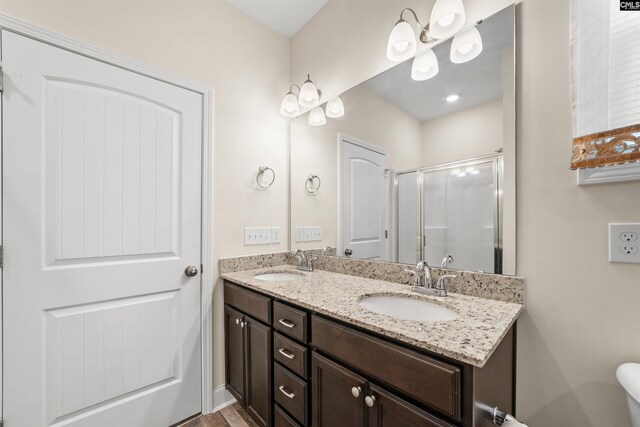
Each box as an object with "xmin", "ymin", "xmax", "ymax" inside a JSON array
[{"xmin": 179, "ymin": 403, "xmax": 259, "ymax": 427}]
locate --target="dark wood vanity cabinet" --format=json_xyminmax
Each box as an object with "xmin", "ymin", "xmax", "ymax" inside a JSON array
[
  {"xmin": 224, "ymin": 283, "xmax": 273, "ymax": 427},
  {"xmin": 224, "ymin": 280, "xmax": 515, "ymax": 427}
]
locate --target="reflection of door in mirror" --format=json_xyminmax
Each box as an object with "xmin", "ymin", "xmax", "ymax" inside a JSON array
[
  {"xmin": 397, "ymin": 155, "xmax": 502, "ymax": 274},
  {"xmin": 340, "ymin": 135, "xmax": 388, "ymax": 260}
]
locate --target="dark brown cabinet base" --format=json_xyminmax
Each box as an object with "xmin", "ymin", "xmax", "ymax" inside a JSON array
[{"xmin": 224, "ymin": 279, "xmax": 515, "ymax": 427}]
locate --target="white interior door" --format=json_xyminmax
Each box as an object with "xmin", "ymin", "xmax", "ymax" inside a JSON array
[
  {"xmin": 340, "ymin": 136, "xmax": 388, "ymax": 260},
  {"xmin": 2, "ymin": 30, "xmax": 203, "ymax": 426}
]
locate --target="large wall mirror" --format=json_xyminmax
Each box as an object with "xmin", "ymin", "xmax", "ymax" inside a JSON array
[{"xmin": 290, "ymin": 5, "xmax": 516, "ymax": 275}]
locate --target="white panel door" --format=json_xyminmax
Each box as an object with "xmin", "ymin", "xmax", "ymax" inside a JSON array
[
  {"xmin": 2, "ymin": 30, "xmax": 203, "ymax": 426},
  {"xmin": 340, "ymin": 137, "xmax": 388, "ymax": 260}
]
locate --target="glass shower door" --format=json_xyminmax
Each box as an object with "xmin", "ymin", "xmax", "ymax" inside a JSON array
[{"xmin": 422, "ymin": 160, "xmax": 498, "ymax": 273}]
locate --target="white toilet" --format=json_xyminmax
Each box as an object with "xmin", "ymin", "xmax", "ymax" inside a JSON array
[{"xmin": 617, "ymin": 363, "xmax": 640, "ymax": 427}]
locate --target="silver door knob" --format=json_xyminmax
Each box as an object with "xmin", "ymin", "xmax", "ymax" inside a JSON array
[
  {"xmin": 345, "ymin": 249, "xmax": 353, "ymax": 256},
  {"xmin": 351, "ymin": 386, "xmax": 361, "ymax": 398},
  {"xmin": 365, "ymin": 395, "xmax": 376, "ymax": 407},
  {"xmin": 184, "ymin": 265, "xmax": 198, "ymax": 277}
]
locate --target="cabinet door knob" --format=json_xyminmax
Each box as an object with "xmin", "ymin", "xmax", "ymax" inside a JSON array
[
  {"xmin": 240, "ymin": 320, "xmax": 245, "ymax": 328},
  {"xmin": 235, "ymin": 318, "xmax": 239, "ymax": 325},
  {"xmin": 365, "ymin": 395, "xmax": 376, "ymax": 407},
  {"xmin": 351, "ymin": 386, "xmax": 361, "ymax": 398}
]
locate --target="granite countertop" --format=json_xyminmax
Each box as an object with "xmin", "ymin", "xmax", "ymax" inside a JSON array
[{"xmin": 221, "ymin": 265, "xmax": 523, "ymax": 368}]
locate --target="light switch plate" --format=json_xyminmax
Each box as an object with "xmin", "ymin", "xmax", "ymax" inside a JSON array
[
  {"xmin": 244, "ymin": 227, "xmax": 271, "ymax": 245},
  {"xmin": 295, "ymin": 227, "xmax": 305, "ymax": 243},
  {"xmin": 304, "ymin": 226, "xmax": 323, "ymax": 242},
  {"xmin": 609, "ymin": 223, "xmax": 640, "ymax": 263},
  {"xmin": 271, "ymin": 227, "xmax": 281, "ymax": 244}
]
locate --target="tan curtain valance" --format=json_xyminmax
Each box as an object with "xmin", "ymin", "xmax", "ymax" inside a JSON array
[{"xmin": 570, "ymin": 124, "xmax": 640, "ymax": 170}]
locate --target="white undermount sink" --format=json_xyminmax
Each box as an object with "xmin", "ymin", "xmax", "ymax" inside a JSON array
[
  {"xmin": 359, "ymin": 295, "xmax": 458, "ymax": 322},
  {"xmin": 253, "ymin": 272, "xmax": 304, "ymax": 282}
]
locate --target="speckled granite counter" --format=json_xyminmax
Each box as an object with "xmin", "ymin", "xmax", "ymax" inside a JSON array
[{"xmin": 221, "ymin": 264, "xmax": 523, "ymax": 368}]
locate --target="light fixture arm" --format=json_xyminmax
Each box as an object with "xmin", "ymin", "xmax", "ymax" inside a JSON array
[
  {"xmin": 288, "ymin": 84, "xmax": 301, "ymax": 95},
  {"xmin": 398, "ymin": 8, "xmax": 435, "ymax": 43}
]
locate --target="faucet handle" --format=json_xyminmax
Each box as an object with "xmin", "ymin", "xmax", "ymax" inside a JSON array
[
  {"xmin": 404, "ymin": 268, "xmax": 422, "ymax": 287},
  {"xmin": 435, "ymin": 274, "xmax": 456, "ymax": 294}
]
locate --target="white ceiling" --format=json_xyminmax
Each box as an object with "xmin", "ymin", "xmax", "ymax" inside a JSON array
[
  {"xmin": 363, "ymin": 7, "xmax": 514, "ymax": 122},
  {"xmin": 224, "ymin": 0, "xmax": 330, "ymax": 38}
]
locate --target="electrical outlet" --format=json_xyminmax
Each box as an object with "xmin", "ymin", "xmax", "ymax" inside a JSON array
[
  {"xmin": 271, "ymin": 227, "xmax": 281, "ymax": 244},
  {"xmin": 295, "ymin": 227, "xmax": 305, "ymax": 243},
  {"xmin": 244, "ymin": 227, "xmax": 271, "ymax": 245},
  {"xmin": 609, "ymin": 223, "xmax": 640, "ymax": 263},
  {"xmin": 304, "ymin": 226, "xmax": 323, "ymax": 242}
]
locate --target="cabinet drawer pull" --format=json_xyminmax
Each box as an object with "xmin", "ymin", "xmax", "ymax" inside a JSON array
[
  {"xmin": 351, "ymin": 386, "xmax": 361, "ymax": 398},
  {"xmin": 278, "ymin": 348, "xmax": 295, "ymax": 359},
  {"xmin": 365, "ymin": 395, "xmax": 376, "ymax": 407},
  {"xmin": 278, "ymin": 385, "xmax": 296, "ymax": 399},
  {"xmin": 279, "ymin": 319, "xmax": 296, "ymax": 328}
]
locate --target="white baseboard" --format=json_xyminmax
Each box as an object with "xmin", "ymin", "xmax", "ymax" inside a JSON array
[{"xmin": 211, "ymin": 385, "xmax": 236, "ymax": 413}]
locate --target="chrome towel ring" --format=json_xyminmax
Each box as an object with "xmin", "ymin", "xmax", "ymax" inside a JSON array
[
  {"xmin": 256, "ymin": 166, "xmax": 275, "ymax": 189},
  {"xmin": 305, "ymin": 174, "xmax": 321, "ymax": 194}
]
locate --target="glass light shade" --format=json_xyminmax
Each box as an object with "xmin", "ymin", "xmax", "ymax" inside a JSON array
[
  {"xmin": 280, "ymin": 92, "xmax": 299, "ymax": 117},
  {"xmin": 309, "ymin": 106, "xmax": 326, "ymax": 126},
  {"xmin": 450, "ymin": 26, "xmax": 483, "ymax": 64},
  {"xmin": 325, "ymin": 97, "xmax": 345, "ymax": 118},
  {"xmin": 386, "ymin": 20, "xmax": 417, "ymax": 62},
  {"xmin": 411, "ymin": 49, "xmax": 439, "ymax": 81},
  {"xmin": 429, "ymin": 0, "xmax": 466, "ymax": 39},
  {"xmin": 299, "ymin": 78, "xmax": 320, "ymax": 108}
]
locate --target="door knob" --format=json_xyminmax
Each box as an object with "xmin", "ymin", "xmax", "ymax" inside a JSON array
[
  {"xmin": 184, "ymin": 265, "xmax": 198, "ymax": 277},
  {"xmin": 345, "ymin": 249, "xmax": 353, "ymax": 256}
]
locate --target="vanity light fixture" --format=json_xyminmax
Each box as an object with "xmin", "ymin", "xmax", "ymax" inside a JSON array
[
  {"xmin": 280, "ymin": 87, "xmax": 300, "ymax": 118},
  {"xmin": 446, "ymin": 94, "xmax": 460, "ymax": 102},
  {"xmin": 411, "ymin": 49, "xmax": 439, "ymax": 81},
  {"xmin": 298, "ymin": 74, "xmax": 320, "ymax": 108},
  {"xmin": 325, "ymin": 97, "xmax": 345, "ymax": 118},
  {"xmin": 387, "ymin": 0, "xmax": 466, "ymax": 63},
  {"xmin": 309, "ymin": 106, "xmax": 327, "ymax": 126},
  {"xmin": 450, "ymin": 26, "xmax": 483, "ymax": 64},
  {"xmin": 280, "ymin": 75, "xmax": 345, "ymax": 125}
]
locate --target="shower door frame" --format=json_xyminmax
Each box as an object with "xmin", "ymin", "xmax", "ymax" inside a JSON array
[{"xmin": 395, "ymin": 153, "xmax": 504, "ymax": 273}]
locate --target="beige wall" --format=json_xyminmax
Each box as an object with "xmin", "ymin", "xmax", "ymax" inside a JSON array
[
  {"xmin": 0, "ymin": 0, "xmax": 291, "ymax": 389},
  {"xmin": 421, "ymin": 99, "xmax": 503, "ymax": 166},
  {"xmin": 290, "ymin": 84, "xmax": 422, "ymax": 251},
  {"xmin": 292, "ymin": 0, "xmax": 640, "ymax": 425}
]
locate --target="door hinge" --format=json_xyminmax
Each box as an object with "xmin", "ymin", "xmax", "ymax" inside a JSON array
[
  {"xmin": 385, "ymin": 230, "xmax": 388, "ymax": 239},
  {"xmin": 0, "ymin": 245, "xmax": 4, "ymax": 268},
  {"xmin": 0, "ymin": 63, "xmax": 3, "ymax": 92}
]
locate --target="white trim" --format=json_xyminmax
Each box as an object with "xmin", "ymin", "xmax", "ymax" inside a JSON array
[
  {"xmin": 577, "ymin": 162, "xmax": 640, "ymax": 185},
  {"xmin": 0, "ymin": 12, "xmax": 216, "ymax": 416},
  {"xmin": 212, "ymin": 385, "xmax": 236, "ymax": 413}
]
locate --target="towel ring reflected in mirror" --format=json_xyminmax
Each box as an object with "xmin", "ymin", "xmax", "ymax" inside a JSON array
[
  {"xmin": 305, "ymin": 174, "xmax": 321, "ymax": 194},
  {"xmin": 256, "ymin": 166, "xmax": 276, "ymax": 189}
]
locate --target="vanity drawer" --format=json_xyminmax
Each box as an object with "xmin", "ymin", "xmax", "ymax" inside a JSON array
[
  {"xmin": 274, "ymin": 332, "xmax": 308, "ymax": 378},
  {"xmin": 274, "ymin": 404, "xmax": 302, "ymax": 427},
  {"xmin": 224, "ymin": 281, "xmax": 271, "ymax": 324},
  {"xmin": 274, "ymin": 363, "xmax": 308, "ymax": 425},
  {"xmin": 273, "ymin": 301, "xmax": 308, "ymax": 343},
  {"xmin": 312, "ymin": 315, "xmax": 461, "ymax": 420}
]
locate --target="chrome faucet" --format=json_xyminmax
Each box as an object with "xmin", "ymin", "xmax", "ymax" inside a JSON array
[
  {"xmin": 441, "ymin": 254, "xmax": 454, "ymax": 268},
  {"xmin": 294, "ymin": 249, "xmax": 317, "ymax": 272},
  {"xmin": 404, "ymin": 260, "xmax": 455, "ymax": 297}
]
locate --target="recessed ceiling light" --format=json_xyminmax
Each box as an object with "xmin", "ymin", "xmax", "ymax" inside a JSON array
[{"xmin": 446, "ymin": 94, "xmax": 460, "ymax": 102}]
